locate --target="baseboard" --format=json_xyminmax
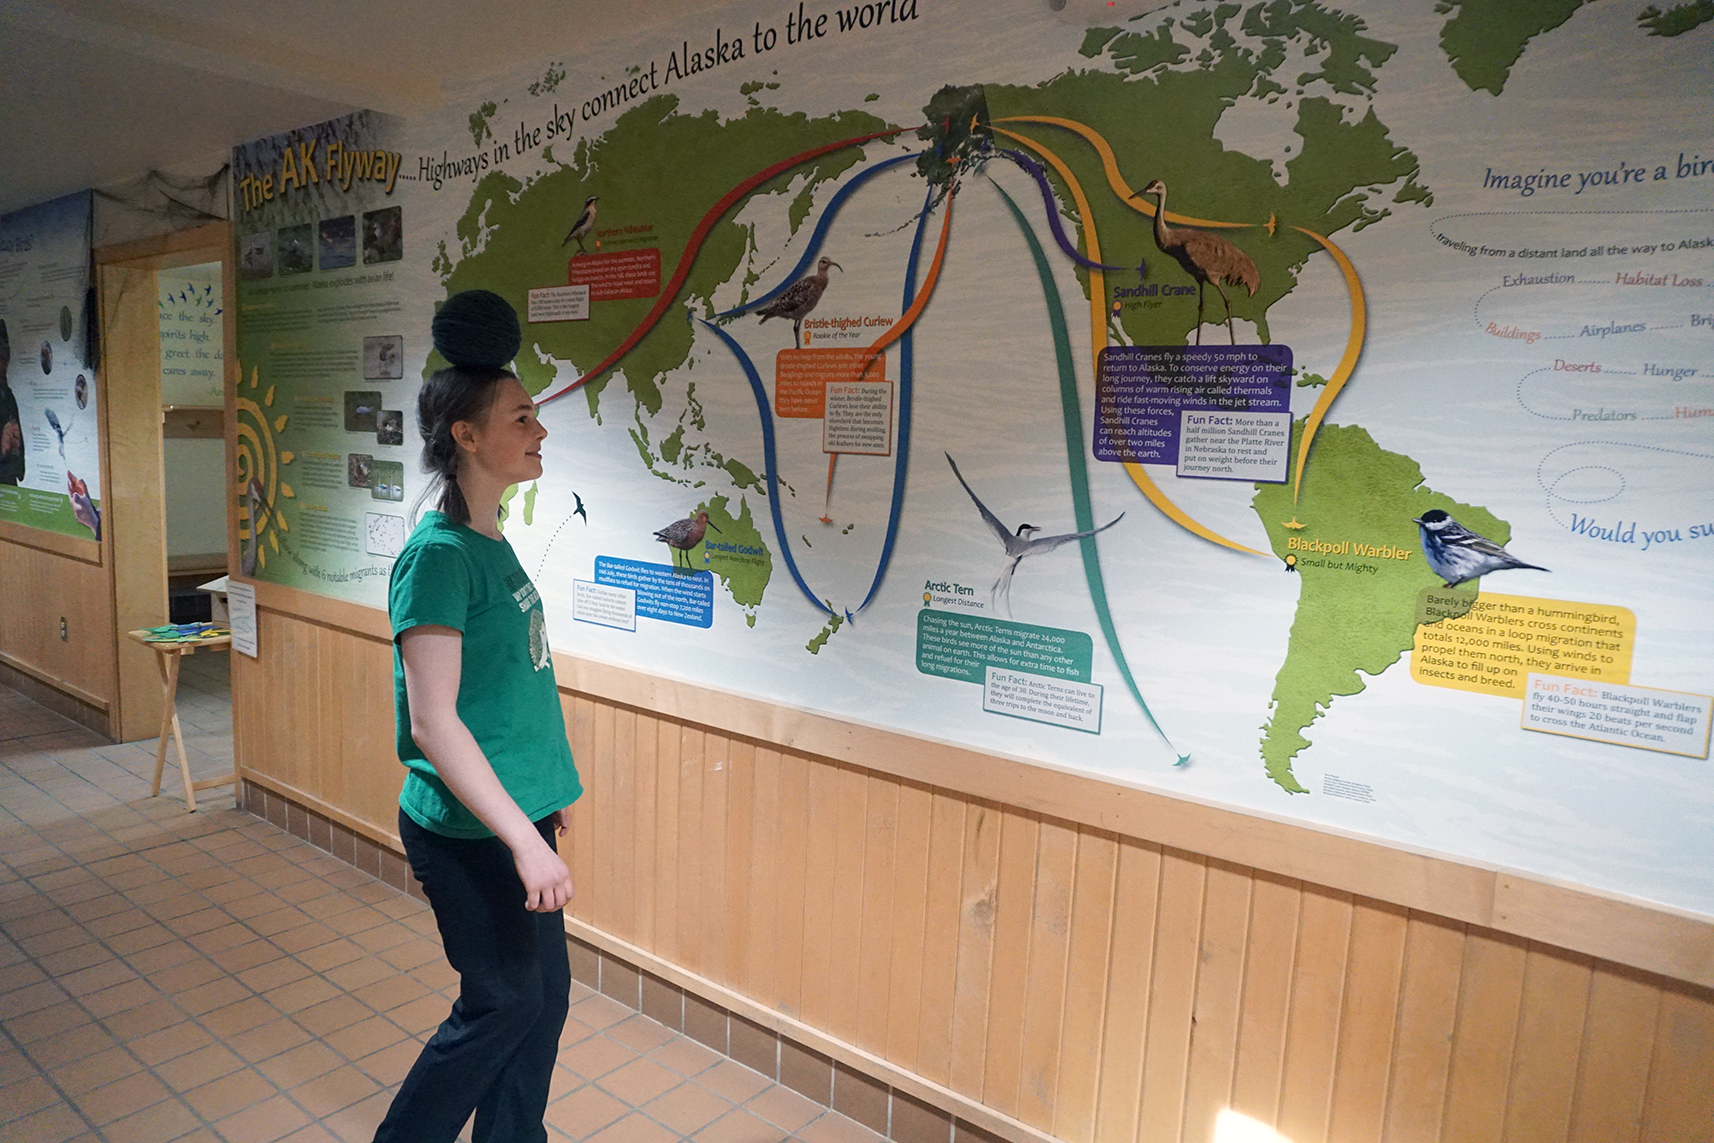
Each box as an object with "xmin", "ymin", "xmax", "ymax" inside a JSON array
[{"xmin": 0, "ymin": 659, "xmax": 112, "ymax": 739}]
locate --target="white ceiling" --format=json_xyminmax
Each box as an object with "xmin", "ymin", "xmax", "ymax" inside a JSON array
[{"xmin": 0, "ymin": 0, "xmax": 705, "ymax": 217}]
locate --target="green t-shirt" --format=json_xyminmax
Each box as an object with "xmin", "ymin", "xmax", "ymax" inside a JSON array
[{"xmin": 389, "ymin": 511, "xmax": 582, "ymax": 837}]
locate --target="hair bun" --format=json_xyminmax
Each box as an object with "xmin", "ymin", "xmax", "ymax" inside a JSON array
[{"xmin": 432, "ymin": 290, "xmax": 520, "ymax": 368}]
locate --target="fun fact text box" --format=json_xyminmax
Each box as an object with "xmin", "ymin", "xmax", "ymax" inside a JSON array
[
  {"xmin": 774, "ymin": 348, "xmax": 884, "ymax": 419},
  {"xmin": 1093, "ymin": 345, "xmax": 1291, "ymax": 468},
  {"xmin": 823, "ymin": 380, "xmax": 893, "ymax": 455},
  {"xmin": 1412, "ymin": 589, "xmax": 1635, "ymax": 699},
  {"xmin": 569, "ymin": 249, "xmax": 660, "ymax": 301},
  {"xmin": 1523, "ymin": 676, "xmax": 1712, "ymax": 758},
  {"xmin": 916, "ymin": 611, "xmax": 1093, "ymax": 685},
  {"xmin": 572, "ymin": 579, "xmax": 636, "ymax": 631},
  {"xmin": 593, "ymin": 556, "xmax": 712, "ymax": 628},
  {"xmin": 527, "ymin": 284, "xmax": 590, "ymax": 323},
  {"xmin": 1177, "ymin": 409, "xmax": 1290, "ymax": 481},
  {"xmin": 983, "ymin": 667, "xmax": 1103, "ymax": 734}
]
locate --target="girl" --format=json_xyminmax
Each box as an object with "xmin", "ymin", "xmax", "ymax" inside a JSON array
[{"xmin": 374, "ymin": 290, "xmax": 582, "ymax": 1143}]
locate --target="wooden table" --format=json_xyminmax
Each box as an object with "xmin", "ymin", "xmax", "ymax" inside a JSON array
[{"xmin": 126, "ymin": 629, "xmax": 236, "ymax": 811}]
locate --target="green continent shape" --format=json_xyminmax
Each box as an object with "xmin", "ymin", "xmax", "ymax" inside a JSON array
[
  {"xmin": 987, "ymin": 2, "xmax": 1429, "ymax": 347},
  {"xmin": 1638, "ymin": 1, "xmax": 1714, "ymax": 36},
  {"xmin": 701, "ymin": 494, "xmax": 772, "ymax": 626},
  {"xmin": 1251, "ymin": 422, "xmax": 1508, "ymax": 794},
  {"xmin": 806, "ymin": 612, "xmax": 844, "ymax": 654},
  {"xmin": 439, "ymin": 96, "xmax": 887, "ymax": 420},
  {"xmin": 1436, "ymin": 0, "xmax": 1586, "ymax": 95}
]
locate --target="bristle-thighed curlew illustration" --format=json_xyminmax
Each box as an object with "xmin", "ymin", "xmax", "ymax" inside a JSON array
[
  {"xmin": 1133, "ymin": 179, "xmax": 1259, "ymax": 345},
  {"xmin": 757, "ymin": 257, "xmax": 841, "ymax": 348}
]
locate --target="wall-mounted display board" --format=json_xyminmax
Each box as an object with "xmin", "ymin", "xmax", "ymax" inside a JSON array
[
  {"xmin": 0, "ymin": 192, "xmax": 101, "ymax": 540},
  {"xmin": 233, "ymin": 0, "xmax": 1714, "ymax": 915}
]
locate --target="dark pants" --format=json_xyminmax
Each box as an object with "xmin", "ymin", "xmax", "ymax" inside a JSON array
[{"xmin": 373, "ymin": 810, "xmax": 570, "ymax": 1143}]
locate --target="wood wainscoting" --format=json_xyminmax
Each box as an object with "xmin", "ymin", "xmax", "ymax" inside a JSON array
[{"xmin": 233, "ymin": 579, "xmax": 1714, "ymax": 1143}]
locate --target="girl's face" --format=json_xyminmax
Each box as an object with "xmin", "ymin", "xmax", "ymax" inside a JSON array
[{"xmin": 457, "ymin": 376, "xmax": 547, "ymax": 485}]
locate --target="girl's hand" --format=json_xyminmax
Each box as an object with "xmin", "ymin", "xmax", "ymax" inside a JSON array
[{"xmin": 514, "ymin": 838, "xmax": 574, "ymax": 913}]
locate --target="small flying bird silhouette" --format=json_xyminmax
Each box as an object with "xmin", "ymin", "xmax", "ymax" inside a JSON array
[
  {"xmin": 757, "ymin": 256, "xmax": 841, "ymax": 348},
  {"xmin": 1414, "ymin": 509, "xmax": 1550, "ymax": 588},
  {"xmin": 654, "ymin": 509, "xmax": 720, "ymax": 570},
  {"xmin": 945, "ymin": 453, "xmax": 1124, "ymax": 618},
  {"xmin": 572, "ymin": 491, "xmax": 587, "ymax": 524},
  {"xmin": 562, "ymin": 195, "xmax": 598, "ymax": 252},
  {"xmin": 1132, "ymin": 178, "xmax": 1259, "ymax": 345}
]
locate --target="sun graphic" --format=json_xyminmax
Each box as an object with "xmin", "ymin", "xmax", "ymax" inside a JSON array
[{"xmin": 234, "ymin": 365, "xmax": 296, "ymax": 573}]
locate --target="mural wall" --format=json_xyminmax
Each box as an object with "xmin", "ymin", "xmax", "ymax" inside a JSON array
[
  {"xmin": 232, "ymin": 0, "xmax": 1714, "ymax": 915},
  {"xmin": 0, "ymin": 192, "xmax": 101, "ymax": 541}
]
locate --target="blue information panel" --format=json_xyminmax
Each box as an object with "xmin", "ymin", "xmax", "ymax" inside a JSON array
[{"xmin": 594, "ymin": 556, "xmax": 714, "ymax": 628}]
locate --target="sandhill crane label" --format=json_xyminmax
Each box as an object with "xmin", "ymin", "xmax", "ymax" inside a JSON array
[{"xmin": 1095, "ymin": 346, "xmax": 1291, "ymax": 478}]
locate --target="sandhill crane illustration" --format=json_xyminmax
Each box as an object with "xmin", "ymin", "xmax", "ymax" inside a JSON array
[
  {"xmin": 1132, "ymin": 179, "xmax": 1259, "ymax": 345},
  {"xmin": 757, "ymin": 257, "xmax": 841, "ymax": 348},
  {"xmin": 562, "ymin": 196, "xmax": 598, "ymax": 252},
  {"xmin": 654, "ymin": 509, "xmax": 720, "ymax": 570}
]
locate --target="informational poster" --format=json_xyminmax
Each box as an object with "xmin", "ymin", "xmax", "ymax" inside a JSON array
[
  {"xmin": 234, "ymin": 0, "xmax": 1714, "ymax": 915},
  {"xmin": 0, "ymin": 192, "xmax": 101, "ymax": 540}
]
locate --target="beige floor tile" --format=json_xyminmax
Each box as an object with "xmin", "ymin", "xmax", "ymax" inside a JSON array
[
  {"xmin": 265, "ymin": 975, "xmax": 341, "ymax": 1014},
  {"xmin": 238, "ymin": 956, "xmax": 312, "ymax": 994},
  {"xmin": 321, "ymin": 954, "xmax": 391, "ymax": 991},
  {"xmin": 70, "ymin": 1067, "xmax": 168, "ymax": 1124},
  {"xmin": 652, "ymin": 1035, "xmax": 724, "ymax": 1079},
  {"xmin": 79, "ymin": 976, "xmax": 160, "ymax": 1018},
  {"xmin": 546, "ymin": 1082, "xmax": 629, "ymax": 1137},
  {"xmin": 586, "ymin": 1109, "xmax": 683, "ymax": 1143},
  {"xmin": 229, "ymin": 1016, "xmax": 313, "ymax": 1063},
  {"xmin": 569, "ymin": 992, "xmax": 632, "ymax": 1031},
  {"xmin": 100, "ymin": 1097, "xmax": 203, "ymax": 1143},
  {"xmin": 695, "ymin": 1105, "xmax": 793, "ymax": 1143},
  {"xmin": 701, "ymin": 1058, "xmax": 775, "ymax": 1104},
  {"xmin": 215, "ymin": 1092, "xmax": 313, "ymax": 1143},
  {"xmin": 0, "ymin": 1071, "xmax": 62, "ymax": 1123},
  {"xmin": 322, "ymin": 1013, "xmax": 407, "ymax": 1061},
  {"xmin": 290, "ymin": 1063, "xmax": 382, "ymax": 1118},
  {"xmin": 278, "ymin": 1124, "xmax": 342, "ymax": 1143},
  {"xmin": 255, "ymin": 1039, "xmax": 343, "ymax": 1088},
  {"xmin": 150, "ymin": 955, "xmax": 227, "ymax": 995},
  {"xmin": 23, "ymin": 1020, "xmax": 118, "ymax": 1069},
  {"xmin": 351, "ymin": 971, "xmax": 430, "ymax": 1013},
  {"xmin": 794, "ymin": 1110, "xmax": 886, "ymax": 1143},
  {"xmin": 295, "ymin": 994, "xmax": 373, "ymax": 1037},
  {"xmin": 105, "ymin": 923, "xmax": 177, "ymax": 956},
  {"xmin": 126, "ymin": 939, "xmax": 201, "ymax": 975},
  {"xmin": 608, "ymin": 1013, "xmax": 678, "ymax": 1053},
  {"xmin": 0, "ymin": 979, "xmax": 68, "ymax": 1018},
  {"xmin": 644, "ymin": 1079, "xmax": 736, "ymax": 1135},
  {"xmin": 34, "ymin": 942, "xmax": 110, "ymax": 977},
  {"xmin": 202, "ymin": 995, "xmax": 282, "ymax": 1038},
  {"xmin": 562, "ymin": 1032, "xmax": 642, "ymax": 1082},
  {"xmin": 0, "ymin": 1100, "xmax": 88, "ymax": 1143},
  {"xmin": 376, "ymin": 936, "xmax": 441, "ymax": 972},
  {"xmin": 208, "ymin": 938, "xmax": 284, "ymax": 973},
  {"xmin": 598, "ymin": 1055, "xmax": 684, "ymax": 1106},
  {"xmin": 353, "ymin": 1036, "xmax": 420, "ymax": 1087},
  {"xmin": 746, "ymin": 1083, "xmax": 825, "ymax": 1134},
  {"xmin": 156, "ymin": 1041, "xmax": 247, "ymax": 1090},
  {"xmin": 385, "ymin": 993, "xmax": 448, "ymax": 1036},
  {"xmin": 100, "ymin": 996, "xmax": 185, "ymax": 1041},
  {"xmin": 185, "ymin": 1066, "xmax": 277, "ymax": 1119},
  {"xmin": 130, "ymin": 1019, "xmax": 215, "ymax": 1067},
  {"xmin": 176, "ymin": 975, "xmax": 251, "ymax": 1015},
  {"xmin": 4, "ymin": 998, "xmax": 88, "ymax": 1042},
  {"xmin": 53, "ymin": 1043, "xmax": 143, "ymax": 1095}
]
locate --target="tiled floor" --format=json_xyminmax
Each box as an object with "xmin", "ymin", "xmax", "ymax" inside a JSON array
[{"xmin": 0, "ymin": 651, "xmax": 884, "ymax": 1143}]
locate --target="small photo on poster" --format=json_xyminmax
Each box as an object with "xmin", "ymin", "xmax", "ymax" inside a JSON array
[
  {"xmin": 319, "ymin": 216, "xmax": 356, "ymax": 271},
  {"xmin": 371, "ymin": 459, "xmax": 404, "ymax": 502},
  {"xmin": 376, "ymin": 409, "xmax": 403, "ymax": 446},
  {"xmin": 59, "ymin": 306, "xmax": 73, "ymax": 342},
  {"xmin": 277, "ymin": 224, "xmax": 314, "ymax": 275},
  {"xmin": 365, "ymin": 513, "xmax": 407, "ymax": 558},
  {"xmin": 363, "ymin": 206, "xmax": 402, "ymax": 264},
  {"xmin": 75, "ymin": 375, "xmax": 88, "ymax": 410},
  {"xmin": 345, "ymin": 391, "xmax": 382, "ymax": 432},
  {"xmin": 348, "ymin": 453, "xmax": 373, "ymax": 488},
  {"xmin": 39, "ymin": 341, "xmax": 52, "ymax": 375},
  {"xmin": 240, "ymin": 232, "xmax": 273, "ymax": 279},
  {"xmin": 364, "ymin": 335, "xmax": 403, "ymax": 380}
]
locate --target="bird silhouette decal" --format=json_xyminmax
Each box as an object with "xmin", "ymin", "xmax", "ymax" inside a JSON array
[
  {"xmin": 655, "ymin": 509, "xmax": 720, "ymax": 571},
  {"xmin": 757, "ymin": 257, "xmax": 841, "ymax": 348},
  {"xmin": 44, "ymin": 409, "xmax": 68, "ymax": 458},
  {"xmin": 945, "ymin": 453, "xmax": 1124, "ymax": 618},
  {"xmin": 1132, "ymin": 179, "xmax": 1259, "ymax": 345},
  {"xmin": 1414, "ymin": 510, "xmax": 1549, "ymax": 588},
  {"xmin": 572, "ymin": 491, "xmax": 588, "ymax": 524},
  {"xmin": 562, "ymin": 195, "xmax": 598, "ymax": 252}
]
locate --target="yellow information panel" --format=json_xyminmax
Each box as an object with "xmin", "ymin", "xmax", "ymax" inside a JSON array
[{"xmin": 1412, "ymin": 590, "xmax": 1635, "ymax": 699}]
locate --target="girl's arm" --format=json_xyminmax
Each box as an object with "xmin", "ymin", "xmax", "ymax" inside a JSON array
[{"xmin": 399, "ymin": 624, "xmax": 574, "ymax": 912}]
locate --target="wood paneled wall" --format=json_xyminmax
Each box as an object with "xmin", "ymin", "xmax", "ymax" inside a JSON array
[
  {"xmin": 234, "ymin": 592, "xmax": 1714, "ymax": 1143},
  {"xmin": 0, "ymin": 529, "xmax": 114, "ymax": 726}
]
